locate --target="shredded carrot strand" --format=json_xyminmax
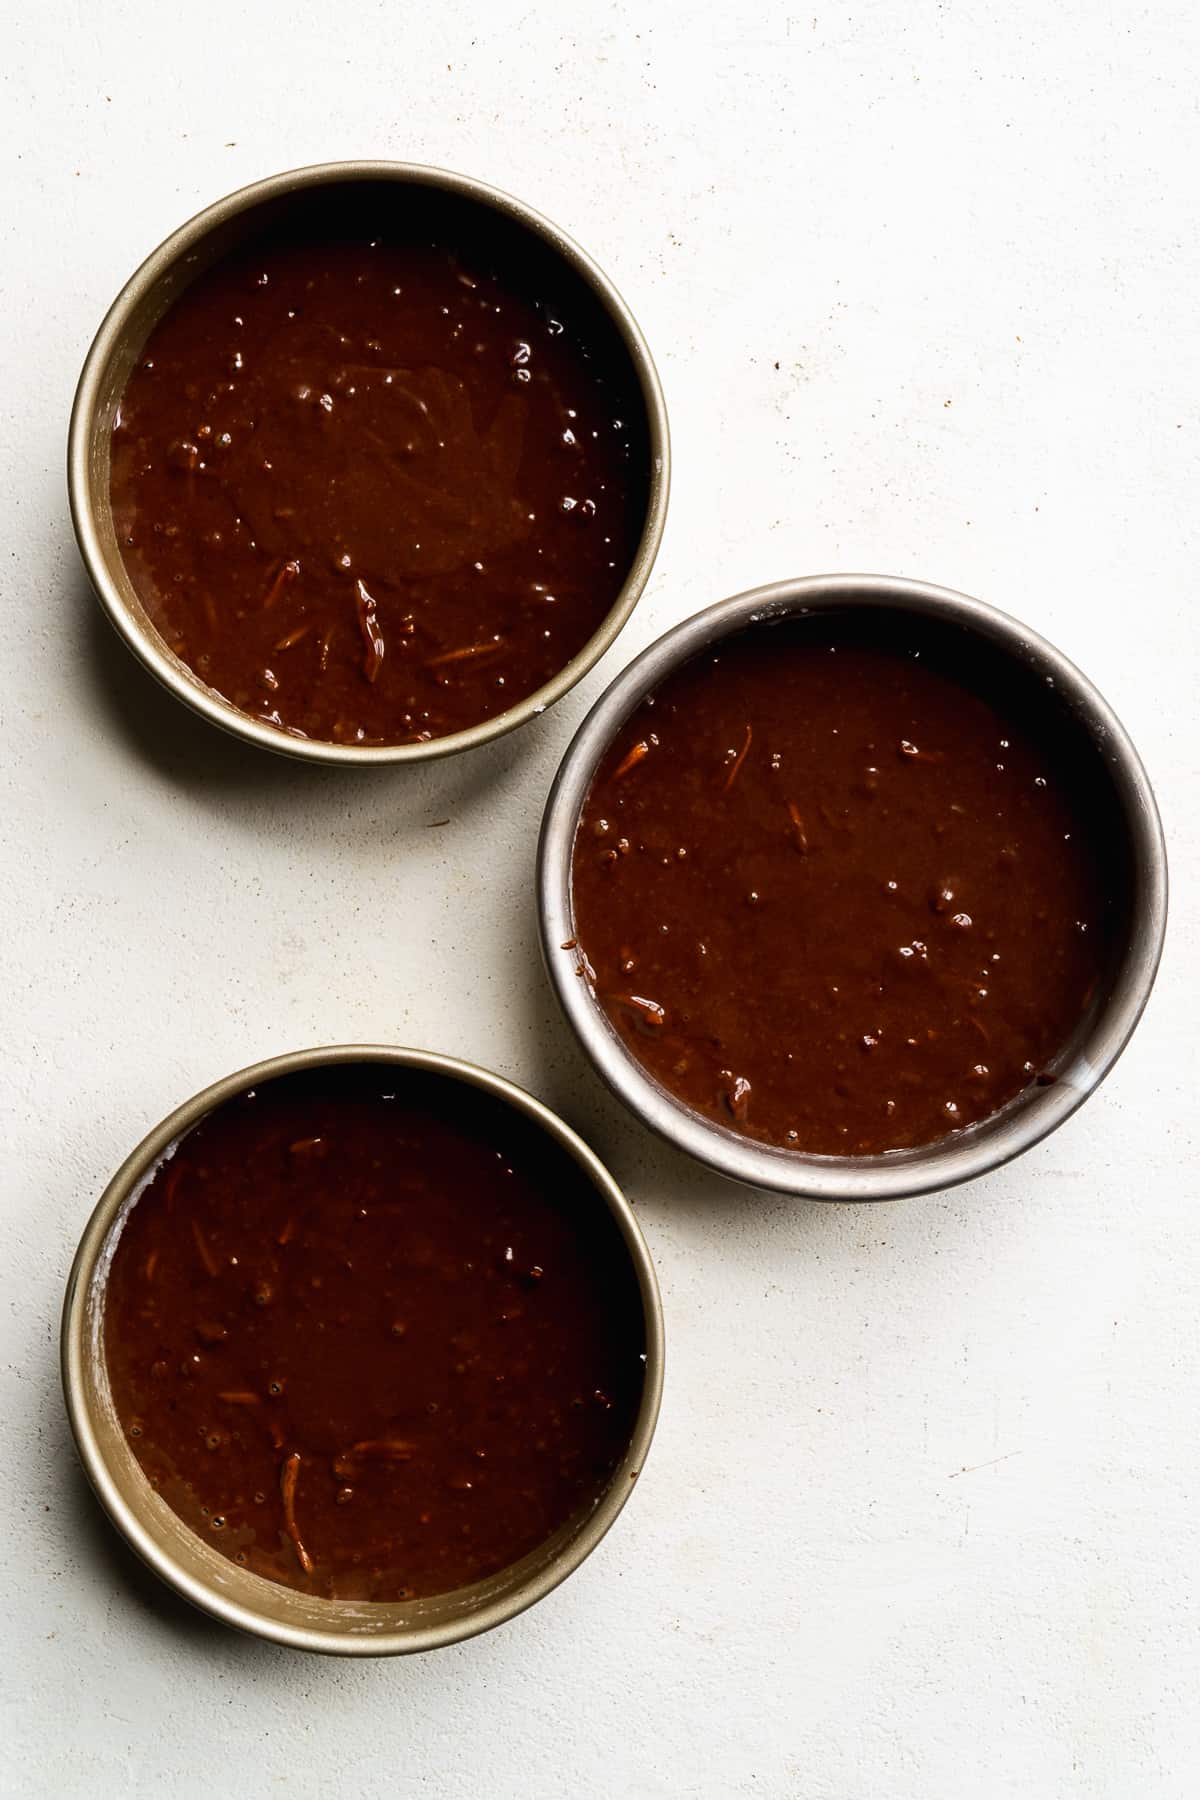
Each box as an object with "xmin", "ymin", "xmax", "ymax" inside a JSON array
[
  {"xmin": 332, "ymin": 1438, "xmax": 416, "ymax": 1479},
  {"xmin": 190, "ymin": 1219, "xmax": 219, "ymax": 1278},
  {"xmin": 355, "ymin": 578, "xmax": 386, "ymax": 682},
  {"xmin": 617, "ymin": 993, "xmax": 666, "ymax": 1028},
  {"xmin": 273, "ymin": 622, "xmax": 313, "ymax": 651},
  {"xmin": 280, "ymin": 1452, "xmax": 314, "ymax": 1574},
  {"xmin": 787, "ymin": 801, "xmax": 809, "ymax": 852},
  {"xmin": 613, "ymin": 739, "xmax": 650, "ymax": 779},
  {"xmin": 723, "ymin": 724, "xmax": 752, "ymax": 793},
  {"xmin": 261, "ymin": 558, "xmax": 300, "ymax": 609},
  {"xmin": 427, "ymin": 640, "xmax": 503, "ymax": 667}
]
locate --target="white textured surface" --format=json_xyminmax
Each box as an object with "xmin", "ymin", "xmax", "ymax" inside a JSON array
[{"xmin": 2, "ymin": 2, "xmax": 1197, "ymax": 1794}]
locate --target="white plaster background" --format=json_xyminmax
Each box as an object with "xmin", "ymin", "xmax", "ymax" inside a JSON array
[{"xmin": 1, "ymin": 2, "xmax": 1197, "ymax": 1794}]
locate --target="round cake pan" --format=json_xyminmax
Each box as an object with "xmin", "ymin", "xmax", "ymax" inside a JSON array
[
  {"xmin": 69, "ymin": 162, "xmax": 670, "ymax": 765},
  {"xmin": 537, "ymin": 573, "xmax": 1168, "ymax": 1202},
  {"xmin": 62, "ymin": 1045, "xmax": 664, "ymax": 1655}
]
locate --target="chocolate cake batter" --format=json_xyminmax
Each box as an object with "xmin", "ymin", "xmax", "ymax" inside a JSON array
[
  {"xmin": 110, "ymin": 188, "xmax": 648, "ymax": 744},
  {"xmin": 571, "ymin": 614, "xmax": 1122, "ymax": 1156},
  {"xmin": 103, "ymin": 1066, "xmax": 645, "ymax": 1601}
]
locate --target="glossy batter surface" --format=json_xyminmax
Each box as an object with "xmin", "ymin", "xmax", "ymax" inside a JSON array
[
  {"xmin": 110, "ymin": 192, "xmax": 648, "ymax": 744},
  {"xmin": 103, "ymin": 1068, "xmax": 645, "ymax": 1601},
  {"xmin": 571, "ymin": 617, "xmax": 1120, "ymax": 1156}
]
